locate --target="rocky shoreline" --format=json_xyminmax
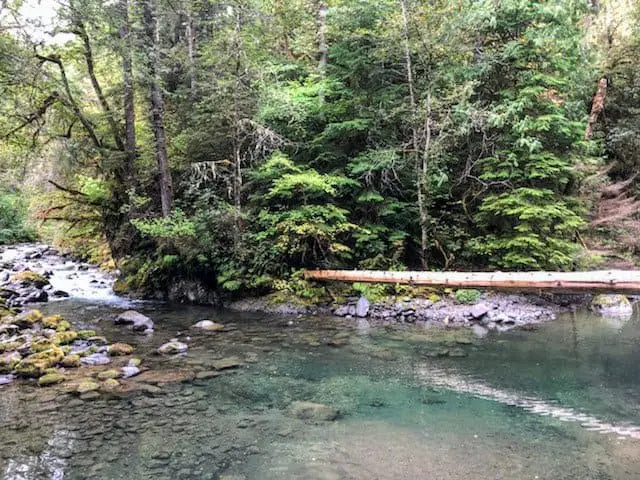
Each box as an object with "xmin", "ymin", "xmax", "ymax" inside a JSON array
[{"xmin": 228, "ymin": 291, "xmax": 635, "ymax": 333}]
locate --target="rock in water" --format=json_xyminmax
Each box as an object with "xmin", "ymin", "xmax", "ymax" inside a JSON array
[
  {"xmin": 81, "ymin": 353, "xmax": 112, "ymax": 366},
  {"xmin": 211, "ymin": 357, "xmax": 243, "ymax": 370},
  {"xmin": 355, "ymin": 297, "xmax": 370, "ymax": 317},
  {"xmin": 192, "ymin": 320, "xmax": 225, "ymax": 331},
  {"xmin": 0, "ymin": 374, "xmax": 15, "ymax": 385},
  {"xmin": 115, "ymin": 310, "xmax": 155, "ymax": 332},
  {"xmin": 157, "ymin": 340, "xmax": 188, "ymax": 355},
  {"xmin": 121, "ymin": 365, "xmax": 140, "ymax": 378},
  {"xmin": 590, "ymin": 294, "xmax": 633, "ymax": 317},
  {"xmin": 289, "ymin": 401, "xmax": 339, "ymax": 421},
  {"xmin": 472, "ymin": 324, "xmax": 489, "ymax": 338}
]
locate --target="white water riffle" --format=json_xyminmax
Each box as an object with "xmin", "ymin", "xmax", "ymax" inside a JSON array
[{"xmin": 418, "ymin": 366, "xmax": 640, "ymax": 440}]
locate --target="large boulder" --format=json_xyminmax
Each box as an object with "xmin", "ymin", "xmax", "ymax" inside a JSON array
[
  {"xmin": 590, "ymin": 294, "xmax": 633, "ymax": 317},
  {"xmin": 289, "ymin": 401, "xmax": 339, "ymax": 421},
  {"xmin": 115, "ymin": 310, "xmax": 154, "ymax": 332}
]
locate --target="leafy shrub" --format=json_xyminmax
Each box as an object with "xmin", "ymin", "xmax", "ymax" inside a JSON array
[
  {"xmin": 0, "ymin": 192, "xmax": 36, "ymax": 245},
  {"xmin": 454, "ymin": 289, "xmax": 481, "ymax": 304}
]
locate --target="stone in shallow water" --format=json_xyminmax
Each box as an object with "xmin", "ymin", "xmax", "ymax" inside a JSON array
[
  {"xmin": 38, "ymin": 372, "xmax": 65, "ymax": 386},
  {"xmin": 157, "ymin": 340, "xmax": 189, "ymax": 355},
  {"xmin": 76, "ymin": 380, "xmax": 100, "ymax": 394},
  {"xmin": 192, "ymin": 320, "xmax": 225, "ymax": 331},
  {"xmin": 212, "ymin": 357, "xmax": 243, "ymax": 370},
  {"xmin": 289, "ymin": 401, "xmax": 339, "ymax": 421},
  {"xmin": 97, "ymin": 369, "xmax": 122, "ymax": 380},
  {"xmin": 114, "ymin": 310, "xmax": 155, "ymax": 332},
  {"xmin": 121, "ymin": 366, "xmax": 140, "ymax": 378},
  {"xmin": 472, "ymin": 324, "xmax": 489, "ymax": 338},
  {"xmin": 0, "ymin": 374, "xmax": 15, "ymax": 385},
  {"xmin": 81, "ymin": 353, "xmax": 111, "ymax": 366}
]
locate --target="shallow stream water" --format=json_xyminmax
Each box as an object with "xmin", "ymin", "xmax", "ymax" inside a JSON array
[{"xmin": 1, "ymin": 247, "xmax": 640, "ymax": 479}]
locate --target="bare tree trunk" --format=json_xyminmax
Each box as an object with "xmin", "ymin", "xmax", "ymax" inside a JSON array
[
  {"xmin": 584, "ymin": 77, "xmax": 607, "ymax": 140},
  {"xmin": 185, "ymin": 1, "xmax": 196, "ymax": 94},
  {"xmin": 400, "ymin": 0, "xmax": 428, "ymax": 268},
  {"xmin": 120, "ymin": 0, "xmax": 136, "ymax": 183},
  {"xmin": 317, "ymin": 1, "xmax": 328, "ymax": 71},
  {"xmin": 142, "ymin": 0, "xmax": 173, "ymax": 217},
  {"xmin": 418, "ymin": 92, "xmax": 432, "ymax": 269},
  {"xmin": 231, "ymin": 7, "xmax": 244, "ymax": 246}
]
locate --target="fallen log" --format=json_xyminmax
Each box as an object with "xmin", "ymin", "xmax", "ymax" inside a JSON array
[{"xmin": 303, "ymin": 269, "xmax": 640, "ymax": 294}]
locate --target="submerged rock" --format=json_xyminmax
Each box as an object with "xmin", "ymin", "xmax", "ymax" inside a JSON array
[
  {"xmin": 121, "ymin": 365, "xmax": 140, "ymax": 378},
  {"xmin": 192, "ymin": 320, "xmax": 225, "ymax": 331},
  {"xmin": 76, "ymin": 380, "xmax": 100, "ymax": 394},
  {"xmin": 81, "ymin": 353, "xmax": 111, "ymax": 366},
  {"xmin": 108, "ymin": 343, "xmax": 135, "ymax": 356},
  {"xmin": 38, "ymin": 372, "xmax": 65, "ymax": 386},
  {"xmin": 289, "ymin": 401, "xmax": 339, "ymax": 421},
  {"xmin": 157, "ymin": 340, "xmax": 188, "ymax": 355},
  {"xmin": 97, "ymin": 369, "xmax": 122, "ymax": 380},
  {"xmin": 0, "ymin": 374, "xmax": 15, "ymax": 385},
  {"xmin": 115, "ymin": 310, "xmax": 154, "ymax": 332},
  {"xmin": 590, "ymin": 294, "xmax": 633, "ymax": 317},
  {"xmin": 211, "ymin": 357, "xmax": 243, "ymax": 370}
]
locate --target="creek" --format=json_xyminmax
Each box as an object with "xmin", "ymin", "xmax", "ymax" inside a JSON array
[{"xmin": 1, "ymin": 245, "xmax": 639, "ymax": 479}]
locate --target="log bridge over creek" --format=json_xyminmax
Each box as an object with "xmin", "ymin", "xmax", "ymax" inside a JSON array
[{"xmin": 303, "ymin": 270, "xmax": 640, "ymax": 294}]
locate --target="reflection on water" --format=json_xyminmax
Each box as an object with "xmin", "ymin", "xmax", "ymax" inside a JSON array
[{"xmin": 1, "ymin": 301, "xmax": 640, "ymax": 480}]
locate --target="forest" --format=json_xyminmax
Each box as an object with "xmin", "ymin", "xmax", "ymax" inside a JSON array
[{"xmin": 0, "ymin": 0, "xmax": 639, "ymax": 303}]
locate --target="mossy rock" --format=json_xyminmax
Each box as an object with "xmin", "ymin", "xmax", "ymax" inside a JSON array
[
  {"xmin": 101, "ymin": 378, "xmax": 120, "ymax": 391},
  {"xmin": 15, "ymin": 358, "xmax": 50, "ymax": 377},
  {"xmin": 14, "ymin": 309, "xmax": 43, "ymax": 328},
  {"xmin": 30, "ymin": 339, "xmax": 57, "ymax": 353},
  {"xmin": 12, "ymin": 271, "xmax": 49, "ymax": 288},
  {"xmin": 55, "ymin": 320, "xmax": 72, "ymax": 332},
  {"xmin": 50, "ymin": 331, "xmax": 79, "ymax": 345},
  {"xmin": 108, "ymin": 343, "xmax": 134, "ymax": 356},
  {"xmin": 0, "ymin": 339, "xmax": 25, "ymax": 353},
  {"xmin": 591, "ymin": 294, "xmax": 631, "ymax": 308},
  {"xmin": 29, "ymin": 346, "xmax": 65, "ymax": 365},
  {"xmin": 77, "ymin": 330, "xmax": 97, "ymax": 340},
  {"xmin": 97, "ymin": 369, "xmax": 122, "ymax": 380},
  {"xmin": 76, "ymin": 379, "xmax": 100, "ymax": 394},
  {"xmin": 60, "ymin": 354, "xmax": 81, "ymax": 368},
  {"xmin": 129, "ymin": 357, "xmax": 141, "ymax": 367},
  {"xmin": 0, "ymin": 351, "xmax": 21, "ymax": 373},
  {"xmin": 38, "ymin": 372, "xmax": 66, "ymax": 386},
  {"xmin": 42, "ymin": 315, "xmax": 65, "ymax": 329}
]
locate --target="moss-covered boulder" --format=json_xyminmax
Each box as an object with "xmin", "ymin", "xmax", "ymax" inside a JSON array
[
  {"xmin": 15, "ymin": 357, "xmax": 50, "ymax": 377},
  {"xmin": 50, "ymin": 331, "xmax": 78, "ymax": 345},
  {"xmin": 60, "ymin": 354, "xmax": 81, "ymax": 368},
  {"xmin": 101, "ymin": 378, "xmax": 120, "ymax": 391},
  {"xmin": 97, "ymin": 369, "xmax": 122, "ymax": 380},
  {"xmin": 0, "ymin": 351, "xmax": 21, "ymax": 373},
  {"xmin": 38, "ymin": 372, "xmax": 65, "ymax": 386},
  {"xmin": 29, "ymin": 346, "xmax": 65, "ymax": 365},
  {"xmin": 76, "ymin": 379, "xmax": 100, "ymax": 394},
  {"xmin": 108, "ymin": 343, "xmax": 134, "ymax": 356},
  {"xmin": 55, "ymin": 320, "xmax": 72, "ymax": 332},
  {"xmin": 12, "ymin": 271, "xmax": 49, "ymax": 288},
  {"xmin": 30, "ymin": 339, "xmax": 56, "ymax": 353},
  {"xmin": 13, "ymin": 309, "xmax": 43, "ymax": 328},
  {"xmin": 42, "ymin": 314, "xmax": 65, "ymax": 329},
  {"xmin": 77, "ymin": 330, "xmax": 97, "ymax": 340},
  {"xmin": 0, "ymin": 338, "xmax": 25, "ymax": 353},
  {"xmin": 590, "ymin": 294, "xmax": 633, "ymax": 317}
]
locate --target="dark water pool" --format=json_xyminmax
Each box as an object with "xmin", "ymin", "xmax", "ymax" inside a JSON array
[{"xmin": 2, "ymin": 301, "xmax": 640, "ymax": 479}]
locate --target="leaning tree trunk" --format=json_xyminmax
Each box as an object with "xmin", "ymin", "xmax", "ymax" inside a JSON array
[
  {"xmin": 142, "ymin": 0, "xmax": 173, "ymax": 217},
  {"xmin": 585, "ymin": 77, "xmax": 608, "ymax": 140}
]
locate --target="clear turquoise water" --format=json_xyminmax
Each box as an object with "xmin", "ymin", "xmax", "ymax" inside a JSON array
[{"xmin": 1, "ymin": 302, "xmax": 640, "ymax": 479}]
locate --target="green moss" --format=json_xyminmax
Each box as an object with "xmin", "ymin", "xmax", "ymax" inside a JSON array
[
  {"xmin": 50, "ymin": 331, "xmax": 79, "ymax": 345},
  {"xmin": 38, "ymin": 372, "xmax": 66, "ymax": 386},
  {"xmin": 42, "ymin": 314, "xmax": 65, "ymax": 329},
  {"xmin": 55, "ymin": 320, "xmax": 72, "ymax": 332},
  {"xmin": 29, "ymin": 346, "xmax": 65, "ymax": 365},
  {"xmin": 12, "ymin": 271, "xmax": 48, "ymax": 288},
  {"xmin": 77, "ymin": 330, "xmax": 97, "ymax": 340},
  {"xmin": 97, "ymin": 369, "xmax": 121, "ymax": 380},
  {"xmin": 76, "ymin": 379, "xmax": 100, "ymax": 394},
  {"xmin": 60, "ymin": 354, "xmax": 81, "ymax": 368},
  {"xmin": 15, "ymin": 357, "xmax": 50, "ymax": 377},
  {"xmin": 30, "ymin": 339, "xmax": 56, "ymax": 353},
  {"xmin": 0, "ymin": 351, "xmax": 21, "ymax": 372},
  {"xmin": 0, "ymin": 339, "xmax": 25, "ymax": 353},
  {"xmin": 101, "ymin": 378, "xmax": 120, "ymax": 391},
  {"xmin": 454, "ymin": 289, "xmax": 482, "ymax": 304},
  {"xmin": 14, "ymin": 309, "xmax": 43, "ymax": 327}
]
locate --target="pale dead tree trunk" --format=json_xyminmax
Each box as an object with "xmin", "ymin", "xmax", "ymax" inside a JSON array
[
  {"xmin": 399, "ymin": 0, "xmax": 429, "ymax": 268},
  {"xmin": 317, "ymin": 1, "xmax": 328, "ymax": 71},
  {"xmin": 585, "ymin": 78, "xmax": 608, "ymax": 140},
  {"xmin": 142, "ymin": 0, "xmax": 173, "ymax": 216},
  {"xmin": 418, "ymin": 92, "xmax": 432, "ymax": 269},
  {"xmin": 120, "ymin": 0, "xmax": 136, "ymax": 182},
  {"xmin": 184, "ymin": 0, "xmax": 196, "ymax": 94},
  {"xmin": 231, "ymin": 7, "xmax": 244, "ymax": 246}
]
